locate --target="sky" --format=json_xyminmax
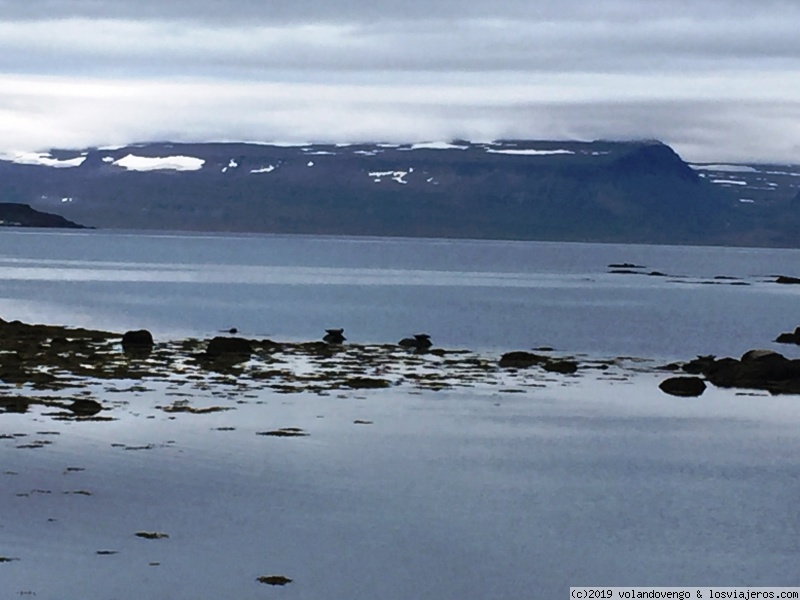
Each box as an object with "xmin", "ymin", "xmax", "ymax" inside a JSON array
[{"xmin": 1, "ymin": 0, "xmax": 799, "ymax": 163}]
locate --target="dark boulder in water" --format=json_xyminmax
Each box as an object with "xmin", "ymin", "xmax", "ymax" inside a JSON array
[
  {"xmin": 681, "ymin": 350, "xmax": 800, "ymax": 395},
  {"xmin": 659, "ymin": 376, "xmax": 707, "ymax": 397},
  {"xmin": 322, "ymin": 328, "xmax": 346, "ymax": 344},
  {"xmin": 66, "ymin": 399, "xmax": 104, "ymax": 416},
  {"xmin": 741, "ymin": 349, "xmax": 782, "ymax": 362},
  {"xmin": 775, "ymin": 327, "xmax": 800, "ymax": 345},
  {"xmin": 398, "ymin": 333, "xmax": 432, "ymax": 350},
  {"xmin": 682, "ymin": 355, "xmax": 717, "ymax": 375},
  {"xmin": 543, "ymin": 359, "xmax": 579, "ymax": 374},
  {"xmin": 121, "ymin": 330, "xmax": 154, "ymax": 353},
  {"xmin": 206, "ymin": 336, "xmax": 253, "ymax": 359},
  {"xmin": 499, "ymin": 351, "xmax": 578, "ymax": 373},
  {"xmin": 498, "ymin": 351, "xmax": 548, "ymax": 368},
  {"xmin": 257, "ymin": 575, "xmax": 293, "ymax": 586},
  {"xmin": 776, "ymin": 275, "xmax": 800, "ymax": 284},
  {"xmin": 608, "ymin": 263, "xmax": 646, "ymax": 269},
  {"xmin": 135, "ymin": 531, "xmax": 169, "ymax": 540}
]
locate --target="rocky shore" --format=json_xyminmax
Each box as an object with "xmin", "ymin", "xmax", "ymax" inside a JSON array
[
  {"xmin": 1, "ymin": 316, "xmax": 799, "ymax": 419},
  {"xmin": 0, "ymin": 317, "xmax": 604, "ymax": 419}
]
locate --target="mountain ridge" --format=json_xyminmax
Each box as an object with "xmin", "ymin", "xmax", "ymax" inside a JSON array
[{"xmin": 1, "ymin": 139, "xmax": 798, "ymax": 246}]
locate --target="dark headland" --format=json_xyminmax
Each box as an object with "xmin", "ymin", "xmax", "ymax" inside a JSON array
[{"xmin": 0, "ymin": 202, "xmax": 86, "ymax": 229}]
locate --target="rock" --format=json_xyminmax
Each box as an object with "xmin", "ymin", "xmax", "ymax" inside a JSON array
[
  {"xmin": 659, "ymin": 376, "xmax": 707, "ymax": 397},
  {"xmin": 345, "ymin": 377, "xmax": 391, "ymax": 389},
  {"xmin": 775, "ymin": 327, "xmax": 800, "ymax": 345},
  {"xmin": 0, "ymin": 396, "xmax": 30, "ymax": 413},
  {"xmin": 682, "ymin": 350, "xmax": 800, "ymax": 394},
  {"xmin": 498, "ymin": 351, "xmax": 548, "ymax": 368},
  {"xmin": 256, "ymin": 428, "xmax": 308, "ymax": 437},
  {"xmin": 681, "ymin": 355, "xmax": 717, "ymax": 374},
  {"xmin": 135, "ymin": 532, "xmax": 169, "ymax": 540},
  {"xmin": 741, "ymin": 349, "xmax": 781, "ymax": 362},
  {"xmin": 66, "ymin": 399, "xmax": 103, "ymax": 416},
  {"xmin": 398, "ymin": 333, "xmax": 432, "ymax": 350},
  {"xmin": 322, "ymin": 328, "xmax": 346, "ymax": 344},
  {"xmin": 543, "ymin": 359, "xmax": 579, "ymax": 374},
  {"xmin": 257, "ymin": 575, "xmax": 293, "ymax": 586},
  {"xmin": 776, "ymin": 275, "xmax": 800, "ymax": 284},
  {"xmin": 659, "ymin": 362, "xmax": 682, "ymax": 371},
  {"xmin": 205, "ymin": 336, "xmax": 252, "ymax": 359},
  {"xmin": 121, "ymin": 330, "xmax": 154, "ymax": 353},
  {"xmin": 608, "ymin": 263, "xmax": 645, "ymax": 269}
]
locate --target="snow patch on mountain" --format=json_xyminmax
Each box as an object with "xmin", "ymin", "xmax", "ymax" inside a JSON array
[
  {"xmin": 406, "ymin": 142, "xmax": 469, "ymax": 151},
  {"xmin": 369, "ymin": 170, "xmax": 410, "ymax": 184},
  {"xmin": 689, "ymin": 164, "xmax": 759, "ymax": 173},
  {"xmin": 113, "ymin": 154, "xmax": 205, "ymax": 172},
  {"xmin": 485, "ymin": 149, "xmax": 574, "ymax": 156},
  {"xmin": 6, "ymin": 152, "xmax": 86, "ymax": 168},
  {"xmin": 711, "ymin": 179, "xmax": 748, "ymax": 186},
  {"xmin": 250, "ymin": 165, "xmax": 276, "ymax": 174}
]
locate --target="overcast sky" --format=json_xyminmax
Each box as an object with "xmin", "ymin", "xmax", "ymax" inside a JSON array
[{"xmin": 1, "ymin": 0, "xmax": 798, "ymax": 162}]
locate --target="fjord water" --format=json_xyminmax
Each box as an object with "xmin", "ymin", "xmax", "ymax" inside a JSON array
[
  {"xmin": 3, "ymin": 229, "xmax": 800, "ymax": 599},
  {"xmin": 1, "ymin": 228, "xmax": 799, "ymax": 360}
]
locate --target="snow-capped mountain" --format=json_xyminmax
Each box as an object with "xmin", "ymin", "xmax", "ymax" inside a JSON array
[{"xmin": 0, "ymin": 140, "xmax": 798, "ymax": 246}]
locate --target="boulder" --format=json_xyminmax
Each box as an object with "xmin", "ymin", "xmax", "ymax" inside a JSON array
[
  {"xmin": 206, "ymin": 336, "xmax": 252, "ymax": 359},
  {"xmin": 66, "ymin": 399, "xmax": 104, "ymax": 416},
  {"xmin": 608, "ymin": 263, "xmax": 646, "ymax": 269},
  {"xmin": 682, "ymin": 355, "xmax": 717, "ymax": 374},
  {"xmin": 682, "ymin": 350, "xmax": 800, "ymax": 394},
  {"xmin": 121, "ymin": 330, "xmax": 154, "ymax": 353},
  {"xmin": 776, "ymin": 276, "xmax": 800, "ymax": 284},
  {"xmin": 398, "ymin": 333, "xmax": 432, "ymax": 350},
  {"xmin": 498, "ymin": 351, "xmax": 548, "ymax": 368},
  {"xmin": 741, "ymin": 349, "xmax": 782, "ymax": 362},
  {"xmin": 775, "ymin": 327, "xmax": 800, "ymax": 345},
  {"xmin": 542, "ymin": 359, "xmax": 579, "ymax": 374},
  {"xmin": 322, "ymin": 328, "xmax": 346, "ymax": 345},
  {"xmin": 659, "ymin": 376, "xmax": 707, "ymax": 397}
]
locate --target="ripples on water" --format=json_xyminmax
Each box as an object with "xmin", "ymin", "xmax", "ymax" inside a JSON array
[{"xmin": 0, "ymin": 229, "xmax": 799, "ymax": 359}]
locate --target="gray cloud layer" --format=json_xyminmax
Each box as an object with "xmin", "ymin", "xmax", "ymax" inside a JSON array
[{"xmin": 0, "ymin": 0, "xmax": 798, "ymax": 161}]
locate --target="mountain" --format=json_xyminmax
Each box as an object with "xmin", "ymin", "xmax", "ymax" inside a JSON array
[{"xmin": 1, "ymin": 140, "xmax": 798, "ymax": 246}]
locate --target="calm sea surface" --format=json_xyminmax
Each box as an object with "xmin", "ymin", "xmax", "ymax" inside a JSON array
[
  {"xmin": 3, "ymin": 229, "xmax": 800, "ymax": 599},
  {"xmin": 1, "ymin": 228, "xmax": 799, "ymax": 360}
]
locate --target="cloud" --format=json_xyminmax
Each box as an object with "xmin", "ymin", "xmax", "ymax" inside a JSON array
[
  {"xmin": 0, "ymin": 0, "xmax": 799, "ymax": 162},
  {"xmin": 1, "ymin": 73, "xmax": 798, "ymax": 163}
]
